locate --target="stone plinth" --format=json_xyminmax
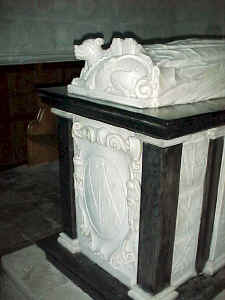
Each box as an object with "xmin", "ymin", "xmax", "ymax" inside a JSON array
[
  {"xmin": 0, "ymin": 245, "xmax": 91, "ymax": 300},
  {"xmin": 1, "ymin": 244, "xmax": 225, "ymax": 300}
]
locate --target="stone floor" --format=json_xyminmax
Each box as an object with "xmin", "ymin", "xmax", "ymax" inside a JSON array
[
  {"xmin": 0, "ymin": 161, "xmax": 62, "ymax": 257},
  {"xmin": 1, "ymin": 244, "xmax": 91, "ymax": 300}
]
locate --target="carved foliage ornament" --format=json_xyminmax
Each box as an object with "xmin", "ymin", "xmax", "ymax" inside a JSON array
[{"xmin": 72, "ymin": 117, "xmax": 142, "ymax": 273}]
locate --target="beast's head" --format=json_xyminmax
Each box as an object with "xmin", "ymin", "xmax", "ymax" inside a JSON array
[{"xmin": 74, "ymin": 38, "xmax": 105, "ymax": 66}]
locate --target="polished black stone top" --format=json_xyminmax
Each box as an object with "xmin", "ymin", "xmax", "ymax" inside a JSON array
[{"xmin": 38, "ymin": 86, "xmax": 225, "ymax": 140}]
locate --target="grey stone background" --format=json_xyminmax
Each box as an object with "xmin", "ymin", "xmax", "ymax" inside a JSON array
[{"xmin": 0, "ymin": 0, "xmax": 225, "ymax": 65}]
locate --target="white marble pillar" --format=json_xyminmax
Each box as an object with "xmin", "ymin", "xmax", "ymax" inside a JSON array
[
  {"xmin": 171, "ymin": 133, "xmax": 209, "ymax": 286},
  {"xmin": 204, "ymin": 127, "xmax": 225, "ymax": 275}
]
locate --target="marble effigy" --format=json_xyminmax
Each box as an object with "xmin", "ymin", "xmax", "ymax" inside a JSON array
[{"xmin": 68, "ymin": 38, "xmax": 225, "ymax": 108}]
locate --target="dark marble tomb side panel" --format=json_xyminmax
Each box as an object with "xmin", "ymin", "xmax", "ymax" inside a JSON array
[
  {"xmin": 137, "ymin": 142, "xmax": 182, "ymax": 294},
  {"xmin": 196, "ymin": 137, "xmax": 224, "ymax": 273},
  {"xmin": 58, "ymin": 117, "xmax": 77, "ymax": 239}
]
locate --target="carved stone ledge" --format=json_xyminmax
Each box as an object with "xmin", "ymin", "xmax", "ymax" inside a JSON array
[
  {"xmin": 57, "ymin": 233, "xmax": 80, "ymax": 254},
  {"xmin": 128, "ymin": 285, "xmax": 178, "ymax": 300},
  {"xmin": 204, "ymin": 254, "xmax": 225, "ymax": 275}
]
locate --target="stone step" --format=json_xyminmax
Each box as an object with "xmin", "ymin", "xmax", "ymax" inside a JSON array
[
  {"xmin": 1, "ymin": 245, "xmax": 225, "ymax": 300},
  {"xmin": 0, "ymin": 245, "xmax": 92, "ymax": 300}
]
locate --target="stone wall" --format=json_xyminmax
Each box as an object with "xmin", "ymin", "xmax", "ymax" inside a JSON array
[{"xmin": 0, "ymin": 0, "xmax": 225, "ymax": 65}]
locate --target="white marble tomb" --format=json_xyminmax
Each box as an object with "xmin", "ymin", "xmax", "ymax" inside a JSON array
[{"xmin": 54, "ymin": 107, "xmax": 225, "ymax": 299}]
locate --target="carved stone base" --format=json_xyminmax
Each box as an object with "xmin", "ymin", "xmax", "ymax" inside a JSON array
[
  {"xmin": 128, "ymin": 286, "xmax": 178, "ymax": 300},
  {"xmin": 57, "ymin": 232, "xmax": 80, "ymax": 254},
  {"xmin": 38, "ymin": 235, "xmax": 131, "ymax": 300},
  {"xmin": 204, "ymin": 254, "xmax": 225, "ymax": 276},
  {"xmin": 38, "ymin": 235, "xmax": 225, "ymax": 300},
  {"xmin": 171, "ymin": 270, "xmax": 197, "ymax": 288}
]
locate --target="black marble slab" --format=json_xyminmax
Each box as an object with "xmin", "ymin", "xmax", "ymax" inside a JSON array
[
  {"xmin": 57, "ymin": 117, "xmax": 77, "ymax": 239},
  {"xmin": 38, "ymin": 86, "xmax": 225, "ymax": 140},
  {"xmin": 138, "ymin": 142, "xmax": 182, "ymax": 294},
  {"xmin": 196, "ymin": 137, "xmax": 224, "ymax": 273}
]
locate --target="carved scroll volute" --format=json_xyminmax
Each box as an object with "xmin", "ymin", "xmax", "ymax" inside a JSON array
[{"xmin": 69, "ymin": 37, "xmax": 160, "ymax": 108}]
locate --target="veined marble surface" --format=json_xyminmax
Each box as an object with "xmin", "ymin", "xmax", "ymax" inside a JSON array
[{"xmin": 68, "ymin": 38, "xmax": 225, "ymax": 108}]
